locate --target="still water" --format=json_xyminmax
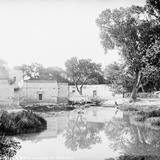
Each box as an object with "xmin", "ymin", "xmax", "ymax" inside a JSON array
[{"xmin": 11, "ymin": 107, "xmax": 160, "ymax": 160}]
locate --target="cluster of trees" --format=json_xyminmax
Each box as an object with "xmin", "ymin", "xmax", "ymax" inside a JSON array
[
  {"xmin": 16, "ymin": 57, "xmax": 105, "ymax": 95},
  {"xmin": 15, "ymin": 63, "xmax": 69, "ymax": 83},
  {"xmin": 13, "ymin": 0, "xmax": 160, "ymax": 101},
  {"xmin": 96, "ymin": 0, "xmax": 160, "ymax": 101}
]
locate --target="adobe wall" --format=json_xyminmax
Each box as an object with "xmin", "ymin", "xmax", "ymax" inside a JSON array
[
  {"xmin": 69, "ymin": 84, "xmax": 114, "ymax": 101},
  {"xmin": 22, "ymin": 81, "xmax": 58, "ymax": 104},
  {"xmin": 57, "ymin": 83, "xmax": 69, "ymax": 103}
]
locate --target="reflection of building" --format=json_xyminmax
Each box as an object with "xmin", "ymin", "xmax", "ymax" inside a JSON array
[{"xmin": 21, "ymin": 80, "xmax": 68, "ymax": 104}]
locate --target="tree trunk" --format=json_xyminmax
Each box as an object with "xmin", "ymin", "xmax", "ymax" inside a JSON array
[
  {"xmin": 75, "ymin": 84, "xmax": 83, "ymax": 95},
  {"xmin": 130, "ymin": 71, "xmax": 142, "ymax": 102},
  {"xmin": 79, "ymin": 86, "xmax": 83, "ymax": 95}
]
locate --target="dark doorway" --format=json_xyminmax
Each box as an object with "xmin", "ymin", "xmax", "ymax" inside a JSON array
[
  {"xmin": 93, "ymin": 90, "xmax": 97, "ymax": 97},
  {"xmin": 39, "ymin": 94, "xmax": 43, "ymax": 100}
]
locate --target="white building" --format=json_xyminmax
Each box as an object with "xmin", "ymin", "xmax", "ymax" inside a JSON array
[
  {"xmin": 0, "ymin": 67, "xmax": 23, "ymax": 105},
  {"xmin": 21, "ymin": 80, "xmax": 68, "ymax": 104}
]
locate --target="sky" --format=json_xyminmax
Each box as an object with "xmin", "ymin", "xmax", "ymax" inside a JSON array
[{"xmin": 0, "ymin": 0, "xmax": 145, "ymax": 69}]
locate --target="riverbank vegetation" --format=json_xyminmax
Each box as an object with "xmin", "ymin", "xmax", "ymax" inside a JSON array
[
  {"xmin": 105, "ymin": 155, "xmax": 160, "ymax": 160},
  {"xmin": 0, "ymin": 110, "xmax": 47, "ymax": 135},
  {"xmin": 0, "ymin": 136, "xmax": 21, "ymax": 160}
]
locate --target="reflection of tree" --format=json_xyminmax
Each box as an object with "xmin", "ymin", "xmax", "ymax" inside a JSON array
[
  {"xmin": 0, "ymin": 136, "xmax": 21, "ymax": 160},
  {"xmin": 64, "ymin": 113, "xmax": 103, "ymax": 151},
  {"xmin": 105, "ymin": 114, "xmax": 160, "ymax": 156},
  {"xmin": 105, "ymin": 155, "xmax": 160, "ymax": 160}
]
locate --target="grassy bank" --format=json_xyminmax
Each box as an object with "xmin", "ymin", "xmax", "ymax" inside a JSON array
[
  {"xmin": 117, "ymin": 98, "xmax": 160, "ymax": 128},
  {"xmin": 0, "ymin": 110, "xmax": 47, "ymax": 135}
]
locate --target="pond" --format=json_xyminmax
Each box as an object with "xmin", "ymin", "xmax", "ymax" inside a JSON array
[{"xmin": 6, "ymin": 107, "xmax": 160, "ymax": 160}]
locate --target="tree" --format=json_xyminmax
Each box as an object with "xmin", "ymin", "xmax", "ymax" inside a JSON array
[
  {"xmin": 16, "ymin": 63, "xmax": 43, "ymax": 80},
  {"xmin": 104, "ymin": 62, "xmax": 134, "ymax": 97},
  {"xmin": 65, "ymin": 57, "xmax": 104, "ymax": 95},
  {"xmin": 96, "ymin": 5, "xmax": 160, "ymax": 101},
  {"xmin": 16, "ymin": 63, "xmax": 69, "ymax": 82}
]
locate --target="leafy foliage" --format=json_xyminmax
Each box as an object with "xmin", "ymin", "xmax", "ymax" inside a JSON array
[
  {"xmin": 0, "ymin": 110, "xmax": 47, "ymax": 135},
  {"xmin": 65, "ymin": 57, "xmax": 105, "ymax": 95},
  {"xmin": 0, "ymin": 136, "xmax": 21, "ymax": 160},
  {"xmin": 146, "ymin": 0, "xmax": 160, "ymax": 20},
  {"xmin": 16, "ymin": 63, "xmax": 69, "ymax": 82},
  {"xmin": 104, "ymin": 62, "xmax": 134, "ymax": 94},
  {"xmin": 96, "ymin": 5, "xmax": 160, "ymax": 101}
]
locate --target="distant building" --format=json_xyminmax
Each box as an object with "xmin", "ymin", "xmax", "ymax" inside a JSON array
[
  {"xmin": 21, "ymin": 80, "xmax": 68, "ymax": 104},
  {"xmin": 0, "ymin": 67, "xmax": 23, "ymax": 105}
]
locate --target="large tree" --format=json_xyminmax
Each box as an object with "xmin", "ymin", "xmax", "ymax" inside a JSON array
[
  {"xmin": 65, "ymin": 57, "xmax": 104, "ymax": 95},
  {"xmin": 96, "ymin": 5, "xmax": 160, "ymax": 101}
]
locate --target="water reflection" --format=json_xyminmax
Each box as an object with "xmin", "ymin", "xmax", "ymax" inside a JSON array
[
  {"xmin": 64, "ymin": 112, "xmax": 103, "ymax": 151},
  {"xmin": 13, "ymin": 107, "xmax": 160, "ymax": 160},
  {"xmin": 105, "ymin": 113, "xmax": 160, "ymax": 156},
  {"xmin": 105, "ymin": 155, "xmax": 160, "ymax": 160},
  {"xmin": 0, "ymin": 136, "xmax": 21, "ymax": 160}
]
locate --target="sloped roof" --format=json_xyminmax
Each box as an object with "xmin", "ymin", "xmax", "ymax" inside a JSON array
[{"xmin": 24, "ymin": 80, "xmax": 57, "ymax": 83}]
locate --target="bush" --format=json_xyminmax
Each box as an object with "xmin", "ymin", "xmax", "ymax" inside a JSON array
[
  {"xmin": 134, "ymin": 115, "xmax": 146, "ymax": 122},
  {"xmin": 0, "ymin": 110, "xmax": 47, "ymax": 135},
  {"xmin": 147, "ymin": 117, "xmax": 160, "ymax": 126},
  {"xmin": 105, "ymin": 155, "xmax": 160, "ymax": 160},
  {"xmin": 124, "ymin": 92, "xmax": 158, "ymax": 98},
  {"xmin": 0, "ymin": 136, "xmax": 21, "ymax": 159},
  {"xmin": 136, "ymin": 109, "xmax": 160, "ymax": 119}
]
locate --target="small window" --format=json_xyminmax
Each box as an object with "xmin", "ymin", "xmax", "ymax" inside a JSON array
[
  {"xmin": 39, "ymin": 94, "xmax": 43, "ymax": 100},
  {"xmin": 72, "ymin": 90, "xmax": 76, "ymax": 93}
]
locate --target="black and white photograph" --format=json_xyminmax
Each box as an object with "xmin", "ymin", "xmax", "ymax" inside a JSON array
[{"xmin": 1, "ymin": 0, "xmax": 160, "ymax": 160}]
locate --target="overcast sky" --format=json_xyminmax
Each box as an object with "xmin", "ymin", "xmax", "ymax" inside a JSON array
[{"xmin": 0, "ymin": 0, "xmax": 145, "ymax": 69}]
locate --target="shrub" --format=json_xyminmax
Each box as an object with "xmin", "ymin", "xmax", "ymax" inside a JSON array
[
  {"xmin": 124, "ymin": 92, "xmax": 159, "ymax": 98},
  {"xmin": 0, "ymin": 136, "xmax": 21, "ymax": 159},
  {"xmin": 147, "ymin": 117, "xmax": 160, "ymax": 126},
  {"xmin": 134, "ymin": 115, "xmax": 146, "ymax": 122},
  {"xmin": 0, "ymin": 110, "xmax": 47, "ymax": 135}
]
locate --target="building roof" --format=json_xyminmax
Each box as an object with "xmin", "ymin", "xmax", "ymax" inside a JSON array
[{"xmin": 24, "ymin": 80, "xmax": 57, "ymax": 83}]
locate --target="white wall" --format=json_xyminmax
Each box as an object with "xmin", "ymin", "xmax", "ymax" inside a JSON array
[
  {"xmin": 57, "ymin": 83, "xmax": 69, "ymax": 103},
  {"xmin": 69, "ymin": 84, "xmax": 114, "ymax": 101},
  {"xmin": 22, "ymin": 80, "xmax": 58, "ymax": 104}
]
